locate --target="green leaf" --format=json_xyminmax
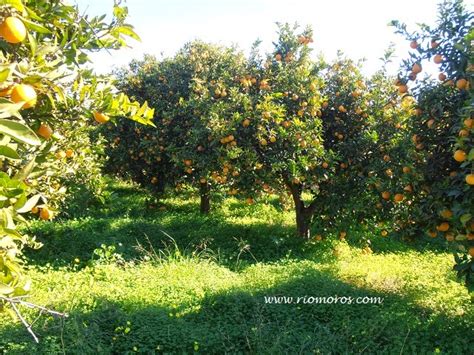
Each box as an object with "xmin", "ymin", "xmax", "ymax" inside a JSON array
[
  {"xmin": 0, "ymin": 0, "xmax": 24, "ymax": 12},
  {"xmin": 0, "ymin": 119, "xmax": 41, "ymax": 146},
  {"xmin": 19, "ymin": 17, "xmax": 52, "ymax": 34},
  {"xmin": 0, "ymin": 68, "xmax": 10, "ymax": 83},
  {"xmin": 0, "ymin": 145, "xmax": 20, "ymax": 160},
  {"xmin": 460, "ymin": 213, "xmax": 472, "ymax": 225},
  {"xmin": 16, "ymin": 193, "xmax": 41, "ymax": 213},
  {"xmin": 13, "ymin": 157, "xmax": 35, "ymax": 181},
  {"xmin": 0, "ymin": 282, "xmax": 14, "ymax": 295},
  {"xmin": 0, "ymin": 101, "xmax": 25, "ymax": 119}
]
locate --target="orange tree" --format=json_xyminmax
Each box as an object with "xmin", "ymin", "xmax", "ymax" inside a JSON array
[
  {"xmin": 105, "ymin": 42, "xmax": 248, "ymax": 213},
  {"xmin": 0, "ymin": 0, "xmax": 153, "ymax": 314},
  {"xmin": 388, "ymin": 0, "xmax": 473, "ymax": 289},
  {"xmin": 229, "ymin": 24, "xmax": 401, "ymax": 238},
  {"xmin": 223, "ymin": 24, "xmax": 328, "ymax": 237}
]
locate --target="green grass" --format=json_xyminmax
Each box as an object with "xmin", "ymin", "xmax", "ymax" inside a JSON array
[{"xmin": 0, "ymin": 180, "xmax": 472, "ymax": 354}]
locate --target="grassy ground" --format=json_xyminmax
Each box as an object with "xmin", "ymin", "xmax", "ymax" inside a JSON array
[{"xmin": 0, "ymin": 181, "xmax": 472, "ymax": 354}]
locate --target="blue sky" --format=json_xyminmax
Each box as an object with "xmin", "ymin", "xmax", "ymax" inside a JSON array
[{"xmin": 74, "ymin": 0, "xmax": 444, "ymax": 75}]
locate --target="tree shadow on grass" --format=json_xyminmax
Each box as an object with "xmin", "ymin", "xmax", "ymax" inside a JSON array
[
  {"xmin": 24, "ymin": 185, "xmax": 454, "ymax": 269},
  {"xmin": 0, "ymin": 267, "xmax": 471, "ymax": 354}
]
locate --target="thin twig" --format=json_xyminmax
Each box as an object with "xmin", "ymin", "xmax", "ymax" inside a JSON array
[{"xmin": 9, "ymin": 301, "xmax": 39, "ymax": 343}]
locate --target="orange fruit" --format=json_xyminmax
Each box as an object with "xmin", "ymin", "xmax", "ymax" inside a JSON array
[
  {"xmin": 412, "ymin": 63, "xmax": 422, "ymax": 74},
  {"xmin": 260, "ymin": 138, "xmax": 267, "ymax": 146},
  {"xmin": 431, "ymin": 40, "xmax": 439, "ymax": 48},
  {"xmin": 381, "ymin": 230, "xmax": 388, "ymax": 237},
  {"xmin": 456, "ymin": 78, "xmax": 468, "ymax": 90},
  {"xmin": 93, "ymin": 112, "xmax": 110, "ymax": 124},
  {"xmin": 428, "ymin": 230, "xmax": 437, "ymax": 238},
  {"xmin": 338, "ymin": 105, "xmax": 347, "ymax": 113},
  {"xmin": 242, "ymin": 118, "xmax": 250, "ymax": 127},
  {"xmin": 55, "ymin": 150, "xmax": 66, "ymax": 159},
  {"xmin": 469, "ymin": 247, "xmax": 474, "ymax": 257},
  {"xmin": 438, "ymin": 73, "xmax": 447, "ymax": 81},
  {"xmin": 269, "ymin": 136, "xmax": 276, "ymax": 143},
  {"xmin": 403, "ymin": 185, "xmax": 413, "ymax": 193},
  {"xmin": 65, "ymin": 149, "xmax": 74, "ymax": 158},
  {"xmin": 339, "ymin": 231, "xmax": 347, "ymax": 239},
  {"xmin": 445, "ymin": 233, "xmax": 455, "ymax": 242},
  {"xmin": 433, "ymin": 54, "xmax": 443, "ymax": 64},
  {"xmin": 466, "ymin": 174, "xmax": 474, "ymax": 185},
  {"xmin": 381, "ymin": 191, "xmax": 391, "ymax": 200},
  {"xmin": 39, "ymin": 207, "xmax": 52, "ymax": 220},
  {"xmin": 184, "ymin": 159, "xmax": 193, "ymax": 167},
  {"xmin": 383, "ymin": 155, "xmax": 390, "ymax": 162},
  {"xmin": 409, "ymin": 40, "xmax": 418, "ymax": 49},
  {"xmin": 464, "ymin": 118, "xmax": 473, "ymax": 128},
  {"xmin": 394, "ymin": 193, "xmax": 404, "ymax": 202},
  {"xmin": 275, "ymin": 53, "xmax": 282, "ymax": 61},
  {"xmin": 398, "ymin": 85, "xmax": 408, "ymax": 94},
  {"xmin": 436, "ymin": 222, "xmax": 449, "ymax": 232},
  {"xmin": 37, "ymin": 124, "xmax": 53, "ymax": 139},
  {"xmin": 440, "ymin": 210, "xmax": 453, "ymax": 219},
  {"xmin": 403, "ymin": 166, "xmax": 411, "ymax": 174},
  {"xmin": 459, "ymin": 129, "xmax": 469, "ymax": 137},
  {"xmin": 0, "ymin": 17, "xmax": 27, "ymax": 44},
  {"xmin": 467, "ymin": 233, "xmax": 474, "ymax": 241},
  {"xmin": 31, "ymin": 206, "xmax": 39, "ymax": 214},
  {"xmin": 11, "ymin": 84, "xmax": 37, "ymax": 108},
  {"xmin": 322, "ymin": 162, "xmax": 329, "ymax": 169},
  {"xmin": 427, "ymin": 119, "xmax": 435, "ymax": 128},
  {"xmin": 0, "ymin": 86, "xmax": 13, "ymax": 97},
  {"xmin": 453, "ymin": 150, "xmax": 466, "ymax": 162},
  {"xmin": 246, "ymin": 197, "xmax": 254, "ymax": 205}
]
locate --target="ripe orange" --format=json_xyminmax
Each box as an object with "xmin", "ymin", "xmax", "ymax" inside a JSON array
[
  {"xmin": 445, "ymin": 233, "xmax": 455, "ymax": 242},
  {"xmin": 431, "ymin": 40, "xmax": 439, "ymax": 48},
  {"xmin": 394, "ymin": 193, "xmax": 404, "ymax": 202},
  {"xmin": 242, "ymin": 118, "xmax": 250, "ymax": 127},
  {"xmin": 246, "ymin": 197, "xmax": 254, "ymax": 205},
  {"xmin": 0, "ymin": 86, "xmax": 12, "ymax": 97},
  {"xmin": 11, "ymin": 84, "xmax": 37, "ymax": 108},
  {"xmin": 322, "ymin": 162, "xmax": 329, "ymax": 169},
  {"xmin": 466, "ymin": 174, "xmax": 474, "ymax": 185},
  {"xmin": 398, "ymin": 85, "xmax": 408, "ymax": 94},
  {"xmin": 409, "ymin": 40, "xmax": 418, "ymax": 49},
  {"xmin": 275, "ymin": 53, "xmax": 282, "ymax": 61},
  {"xmin": 31, "ymin": 206, "xmax": 39, "ymax": 214},
  {"xmin": 381, "ymin": 191, "xmax": 391, "ymax": 200},
  {"xmin": 440, "ymin": 209, "xmax": 453, "ymax": 219},
  {"xmin": 427, "ymin": 119, "xmax": 435, "ymax": 128},
  {"xmin": 403, "ymin": 185, "xmax": 413, "ymax": 193},
  {"xmin": 469, "ymin": 247, "xmax": 474, "ymax": 257},
  {"xmin": 184, "ymin": 159, "xmax": 193, "ymax": 167},
  {"xmin": 0, "ymin": 17, "xmax": 27, "ymax": 43},
  {"xmin": 436, "ymin": 222, "xmax": 449, "ymax": 232},
  {"xmin": 459, "ymin": 129, "xmax": 469, "ymax": 137},
  {"xmin": 93, "ymin": 112, "xmax": 110, "ymax": 124},
  {"xmin": 456, "ymin": 78, "xmax": 468, "ymax": 90},
  {"xmin": 412, "ymin": 63, "xmax": 422, "ymax": 74},
  {"xmin": 383, "ymin": 154, "xmax": 390, "ymax": 162},
  {"xmin": 39, "ymin": 207, "xmax": 52, "ymax": 220},
  {"xmin": 464, "ymin": 118, "xmax": 473, "ymax": 128},
  {"xmin": 433, "ymin": 54, "xmax": 443, "ymax": 64},
  {"xmin": 338, "ymin": 105, "xmax": 347, "ymax": 113},
  {"xmin": 438, "ymin": 73, "xmax": 447, "ymax": 81},
  {"xmin": 65, "ymin": 149, "xmax": 74, "ymax": 158},
  {"xmin": 37, "ymin": 123, "xmax": 53, "ymax": 139},
  {"xmin": 381, "ymin": 230, "xmax": 388, "ymax": 237},
  {"xmin": 260, "ymin": 138, "xmax": 267, "ymax": 146},
  {"xmin": 403, "ymin": 166, "xmax": 411, "ymax": 174},
  {"xmin": 428, "ymin": 230, "xmax": 437, "ymax": 238},
  {"xmin": 270, "ymin": 136, "xmax": 276, "ymax": 143},
  {"xmin": 453, "ymin": 150, "xmax": 466, "ymax": 162},
  {"xmin": 467, "ymin": 233, "xmax": 474, "ymax": 241}
]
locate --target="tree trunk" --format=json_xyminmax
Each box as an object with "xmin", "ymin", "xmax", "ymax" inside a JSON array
[
  {"xmin": 295, "ymin": 205, "xmax": 312, "ymax": 239},
  {"xmin": 288, "ymin": 182, "xmax": 315, "ymax": 239},
  {"xmin": 200, "ymin": 182, "xmax": 210, "ymax": 214}
]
